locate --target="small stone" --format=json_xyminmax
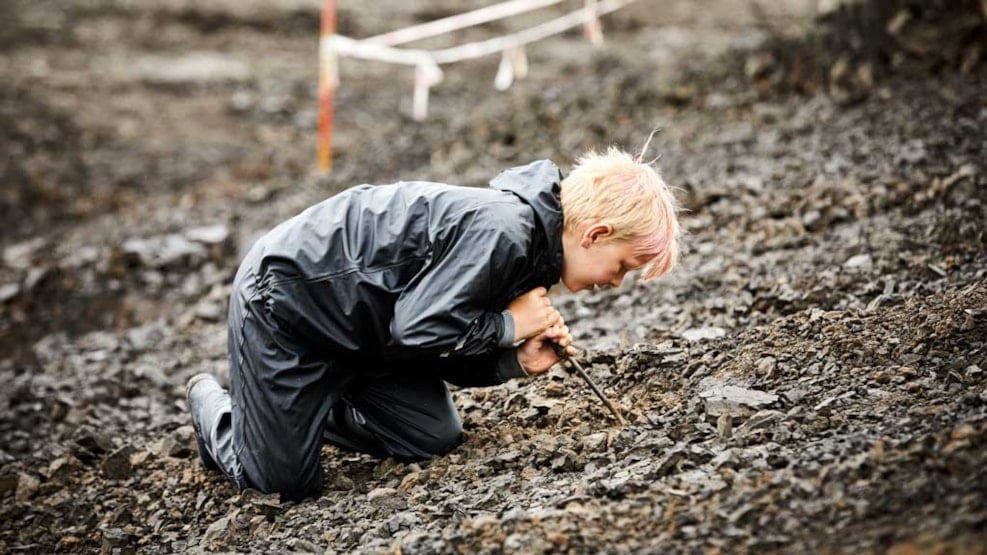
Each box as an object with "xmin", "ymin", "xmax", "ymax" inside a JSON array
[
  {"xmin": 242, "ymin": 489, "xmax": 282, "ymax": 520},
  {"xmin": 129, "ymin": 450, "xmax": 152, "ymax": 466},
  {"xmin": 16, "ymin": 473, "xmax": 41, "ymax": 502},
  {"xmin": 503, "ymin": 393, "xmax": 529, "ymax": 413},
  {"xmin": 717, "ymin": 414, "xmax": 733, "ymax": 439},
  {"xmin": 102, "ymin": 446, "xmax": 135, "ymax": 480},
  {"xmin": 100, "ymin": 527, "xmax": 132, "ymax": 552},
  {"xmin": 495, "ymin": 450, "xmax": 522, "ymax": 465},
  {"xmin": 710, "ymin": 448, "xmax": 738, "ymax": 468},
  {"xmin": 736, "ymin": 410, "xmax": 785, "ymax": 434},
  {"xmin": 961, "ymin": 393, "xmax": 982, "ymax": 407},
  {"xmin": 581, "ymin": 432, "xmax": 608, "ymax": 452},
  {"xmin": 756, "ymin": 357, "xmax": 776, "ymax": 377},
  {"xmin": 844, "ymin": 254, "xmax": 873, "ymax": 270},
  {"xmin": 898, "ymin": 366, "xmax": 918, "ymax": 378},
  {"xmin": 0, "ymin": 472, "xmax": 17, "ymax": 496},
  {"xmin": 550, "ymin": 449, "xmax": 579, "ymax": 472},
  {"xmin": 48, "ymin": 456, "xmax": 80, "ymax": 482},
  {"xmin": 24, "ymin": 266, "xmax": 49, "ymax": 291},
  {"xmin": 699, "ymin": 385, "xmax": 779, "ymax": 417},
  {"xmin": 193, "ymin": 300, "xmax": 224, "ymax": 322},
  {"xmin": 58, "ymin": 536, "xmax": 82, "ymax": 550},
  {"xmin": 681, "ymin": 327, "xmax": 726, "ymax": 341},
  {"xmin": 531, "ymin": 397, "xmax": 561, "ymax": 414},
  {"xmin": 367, "ymin": 487, "xmax": 407, "ymax": 512},
  {"xmin": 0, "ymin": 283, "xmax": 20, "ymax": 303},
  {"xmin": 170, "ymin": 426, "xmax": 196, "ymax": 457},
  {"xmin": 872, "ymin": 370, "xmax": 892, "ymax": 384},
  {"xmin": 203, "ymin": 516, "xmax": 231, "ymax": 545},
  {"xmin": 802, "ymin": 210, "xmax": 822, "ymax": 230},
  {"xmin": 2, "ymin": 237, "xmax": 46, "ymax": 269},
  {"xmin": 185, "ymin": 224, "xmax": 230, "ymax": 245},
  {"xmin": 294, "ymin": 539, "xmax": 322, "ymax": 553},
  {"xmin": 124, "ymin": 323, "xmax": 167, "ymax": 352},
  {"xmin": 121, "ymin": 234, "xmax": 207, "ymax": 269},
  {"xmin": 543, "ymin": 381, "xmax": 566, "ymax": 398},
  {"xmin": 73, "ymin": 426, "xmax": 113, "ymax": 460},
  {"xmin": 744, "ymin": 52, "xmax": 775, "ymax": 79}
]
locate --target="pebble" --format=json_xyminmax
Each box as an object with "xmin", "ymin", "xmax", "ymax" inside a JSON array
[{"xmin": 681, "ymin": 327, "xmax": 727, "ymax": 341}]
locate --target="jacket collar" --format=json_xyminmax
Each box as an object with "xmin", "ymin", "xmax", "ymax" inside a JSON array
[{"xmin": 489, "ymin": 159, "xmax": 565, "ymax": 286}]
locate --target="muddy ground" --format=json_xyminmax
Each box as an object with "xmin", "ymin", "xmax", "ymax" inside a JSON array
[{"xmin": 1, "ymin": 0, "xmax": 985, "ymax": 553}]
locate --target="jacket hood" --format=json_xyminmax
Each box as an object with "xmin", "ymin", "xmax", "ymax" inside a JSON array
[{"xmin": 489, "ymin": 159, "xmax": 565, "ymax": 285}]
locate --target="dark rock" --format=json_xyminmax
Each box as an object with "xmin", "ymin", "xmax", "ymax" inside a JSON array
[
  {"xmin": 0, "ymin": 471, "xmax": 18, "ymax": 497},
  {"xmin": 102, "ymin": 445, "xmax": 135, "ymax": 480},
  {"xmin": 100, "ymin": 527, "xmax": 135, "ymax": 554},
  {"xmin": 72, "ymin": 426, "xmax": 115, "ymax": 462}
]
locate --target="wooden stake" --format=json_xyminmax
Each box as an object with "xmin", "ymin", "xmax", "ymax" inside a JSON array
[{"xmin": 317, "ymin": 0, "xmax": 337, "ymax": 172}]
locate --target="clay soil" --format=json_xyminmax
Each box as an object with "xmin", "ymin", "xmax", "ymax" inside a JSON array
[{"xmin": 1, "ymin": 0, "xmax": 985, "ymax": 553}]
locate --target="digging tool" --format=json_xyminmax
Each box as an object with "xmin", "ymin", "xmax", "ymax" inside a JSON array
[
  {"xmin": 553, "ymin": 345, "xmax": 626, "ymax": 426},
  {"xmin": 553, "ymin": 344, "xmax": 661, "ymax": 429}
]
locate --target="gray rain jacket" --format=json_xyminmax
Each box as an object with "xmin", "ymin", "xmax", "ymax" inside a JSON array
[{"xmin": 238, "ymin": 159, "xmax": 565, "ymax": 384}]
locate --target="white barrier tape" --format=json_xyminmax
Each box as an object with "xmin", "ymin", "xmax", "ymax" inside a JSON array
[
  {"xmin": 584, "ymin": 0, "xmax": 604, "ymax": 45},
  {"xmin": 322, "ymin": 0, "xmax": 636, "ymax": 66},
  {"xmin": 322, "ymin": 0, "xmax": 636, "ymax": 119},
  {"xmin": 366, "ymin": 0, "xmax": 568, "ymax": 47},
  {"xmin": 494, "ymin": 50, "xmax": 515, "ymax": 90},
  {"xmin": 413, "ymin": 57, "xmax": 444, "ymax": 121},
  {"xmin": 429, "ymin": 0, "xmax": 633, "ymax": 63},
  {"xmin": 320, "ymin": 47, "xmax": 339, "ymax": 88},
  {"xmin": 513, "ymin": 46, "xmax": 529, "ymax": 80},
  {"xmin": 494, "ymin": 46, "xmax": 530, "ymax": 90},
  {"xmin": 324, "ymin": 34, "xmax": 425, "ymax": 66}
]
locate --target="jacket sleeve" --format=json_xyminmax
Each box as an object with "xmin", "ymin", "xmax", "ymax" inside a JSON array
[
  {"xmin": 387, "ymin": 210, "xmax": 528, "ymax": 360},
  {"xmin": 411, "ymin": 348, "xmax": 529, "ymax": 387}
]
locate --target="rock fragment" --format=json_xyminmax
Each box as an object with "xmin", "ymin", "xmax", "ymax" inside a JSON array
[
  {"xmin": 367, "ymin": 487, "xmax": 407, "ymax": 512},
  {"xmin": 102, "ymin": 445, "xmax": 135, "ymax": 480},
  {"xmin": 700, "ymin": 385, "xmax": 779, "ymax": 417},
  {"xmin": 15, "ymin": 472, "xmax": 41, "ymax": 502},
  {"xmin": 681, "ymin": 327, "xmax": 727, "ymax": 341}
]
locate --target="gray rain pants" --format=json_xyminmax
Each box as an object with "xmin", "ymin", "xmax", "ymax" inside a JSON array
[{"xmin": 195, "ymin": 269, "xmax": 464, "ymax": 502}]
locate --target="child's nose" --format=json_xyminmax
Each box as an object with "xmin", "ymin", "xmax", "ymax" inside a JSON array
[{"xmin": 610, "ymin": 274, "xmax": 623, "ymax": 287}]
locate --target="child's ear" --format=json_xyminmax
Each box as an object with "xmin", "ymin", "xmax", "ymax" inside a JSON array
[{"xmin": 582, "ymin": 223, "xmax": 614, "ymax": 246}]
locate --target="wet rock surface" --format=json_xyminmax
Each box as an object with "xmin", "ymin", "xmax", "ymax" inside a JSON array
[{"xmin": 2, "ymin": 0, "xmax": 986, "ymax": 553}]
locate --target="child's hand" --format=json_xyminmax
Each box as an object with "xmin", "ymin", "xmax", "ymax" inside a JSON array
[
  {"xmin": 507, "ymin": 287, "xmax": 562, "ymax": 342},
  {"xmin": 517, "ymin": 324, "xmax": 577, "ymax": 375}
]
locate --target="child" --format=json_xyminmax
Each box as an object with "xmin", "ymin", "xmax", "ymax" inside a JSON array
[{"xmin": 186, "ymin": 148, "xmax": 680, "ymax": 501}]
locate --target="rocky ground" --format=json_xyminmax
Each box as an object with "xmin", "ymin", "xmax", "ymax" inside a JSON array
[{"xmin": 1, "ymin": 0, "xmax": 985, "ymax": 553}]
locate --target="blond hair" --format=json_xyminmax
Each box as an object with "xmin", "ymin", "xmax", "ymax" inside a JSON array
[{"xmin": 560, "ymin": 147, "xmax": 681, "ymax": 280}]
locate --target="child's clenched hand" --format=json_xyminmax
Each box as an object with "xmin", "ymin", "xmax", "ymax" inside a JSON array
[
  {"xmin": 517, "ymin": 324, "xmax": 577, "ymax": 375},
  {"xmin": 506, "ymin": 287, "xmax": 562, "ymax": 342}
]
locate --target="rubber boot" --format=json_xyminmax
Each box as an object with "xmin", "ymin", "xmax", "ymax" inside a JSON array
[{"xmin": 185, "ymin": 373, "xmax": 224, "ymax": 472}]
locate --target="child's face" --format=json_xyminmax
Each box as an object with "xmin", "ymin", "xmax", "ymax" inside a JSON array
[{"xmin": 560, "ymin": 224, "xmax": 652, "ymax": 293}]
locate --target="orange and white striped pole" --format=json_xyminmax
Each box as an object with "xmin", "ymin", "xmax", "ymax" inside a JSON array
[{"xmin": 317, "ymin": 0, "xmax": 337, "ymax": 172}]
